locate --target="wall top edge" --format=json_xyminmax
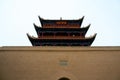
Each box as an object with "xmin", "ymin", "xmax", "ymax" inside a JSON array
[{"xmin": 0, "ymin": 46, "xmax": 120, "ymax": 51}]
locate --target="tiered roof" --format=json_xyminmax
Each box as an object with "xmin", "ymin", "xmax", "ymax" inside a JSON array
[
  {"xmin": 39, "ymin": 16, "xmax": 84, "ymax": 28},
  {"xmin": 27, "ymin": 16, "xmax": 96, "ymax": 46}
]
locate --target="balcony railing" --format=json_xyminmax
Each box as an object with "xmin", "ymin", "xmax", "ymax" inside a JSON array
[{"xmin": 38, "ymin": 35, "xmax": 84, "ymax": 39}]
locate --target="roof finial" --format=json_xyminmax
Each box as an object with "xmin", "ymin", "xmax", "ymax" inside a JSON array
[{"xmin": 60, "ymin": 17, "xmax": 62, "ymax": 20}]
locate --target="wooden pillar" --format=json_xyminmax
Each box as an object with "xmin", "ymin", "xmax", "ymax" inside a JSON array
[
  {"xmin": 79, "ymin": 33, "xmax": 81, "ymax": 37},
  {"xmin": 67, "ymin": 32, "xmax": 70, "ymax": 37},
  {"xmin": 54, "ymin": 32, "xmax": 56, "ymax": 38},
  {"xmin": 42, "ymin": 32, "xmax": 43, "ymax": 38}
]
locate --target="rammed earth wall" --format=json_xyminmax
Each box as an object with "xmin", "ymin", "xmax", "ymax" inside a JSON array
[{"xmin": 0, "ymin": 46, "xmax": 120, "ymax": 80}]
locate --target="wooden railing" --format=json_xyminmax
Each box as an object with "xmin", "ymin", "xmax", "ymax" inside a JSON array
[{"xmin": 38, "ymin": 36, "xmax": 84, "ymax": 39}]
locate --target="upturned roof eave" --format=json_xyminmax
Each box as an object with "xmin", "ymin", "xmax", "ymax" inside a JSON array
[
  {"xmin": 27, "ymin": 33, "xmax": 96, "ymax": 40},
  {"xmin": 33, "ymin": 23, "xmax": 90, "ymax": 34}
]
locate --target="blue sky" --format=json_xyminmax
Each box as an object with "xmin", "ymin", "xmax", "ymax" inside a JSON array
[{"xmin": 0, "ymin": 0, "xmax": 120, "ymax": 46}]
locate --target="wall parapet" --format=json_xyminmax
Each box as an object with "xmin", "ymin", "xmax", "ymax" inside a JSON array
[{"xmin": 0, "ymin": 46, "xmax": 120, "ymax": 52}]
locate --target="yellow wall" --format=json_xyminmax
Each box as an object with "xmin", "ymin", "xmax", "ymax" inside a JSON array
[{"xmin": 0, "ymin": 46, "xmax": 120, "ymax": 80}]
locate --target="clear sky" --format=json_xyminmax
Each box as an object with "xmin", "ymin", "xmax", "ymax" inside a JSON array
[{"xmin": 0, "ymin": 0, "xmax": 120, "ymax": 46}]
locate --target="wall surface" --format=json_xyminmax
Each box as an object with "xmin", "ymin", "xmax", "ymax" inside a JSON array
[{"xmin": 0, "ymin": 46, "xmax": 120, "ymax": 80}]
